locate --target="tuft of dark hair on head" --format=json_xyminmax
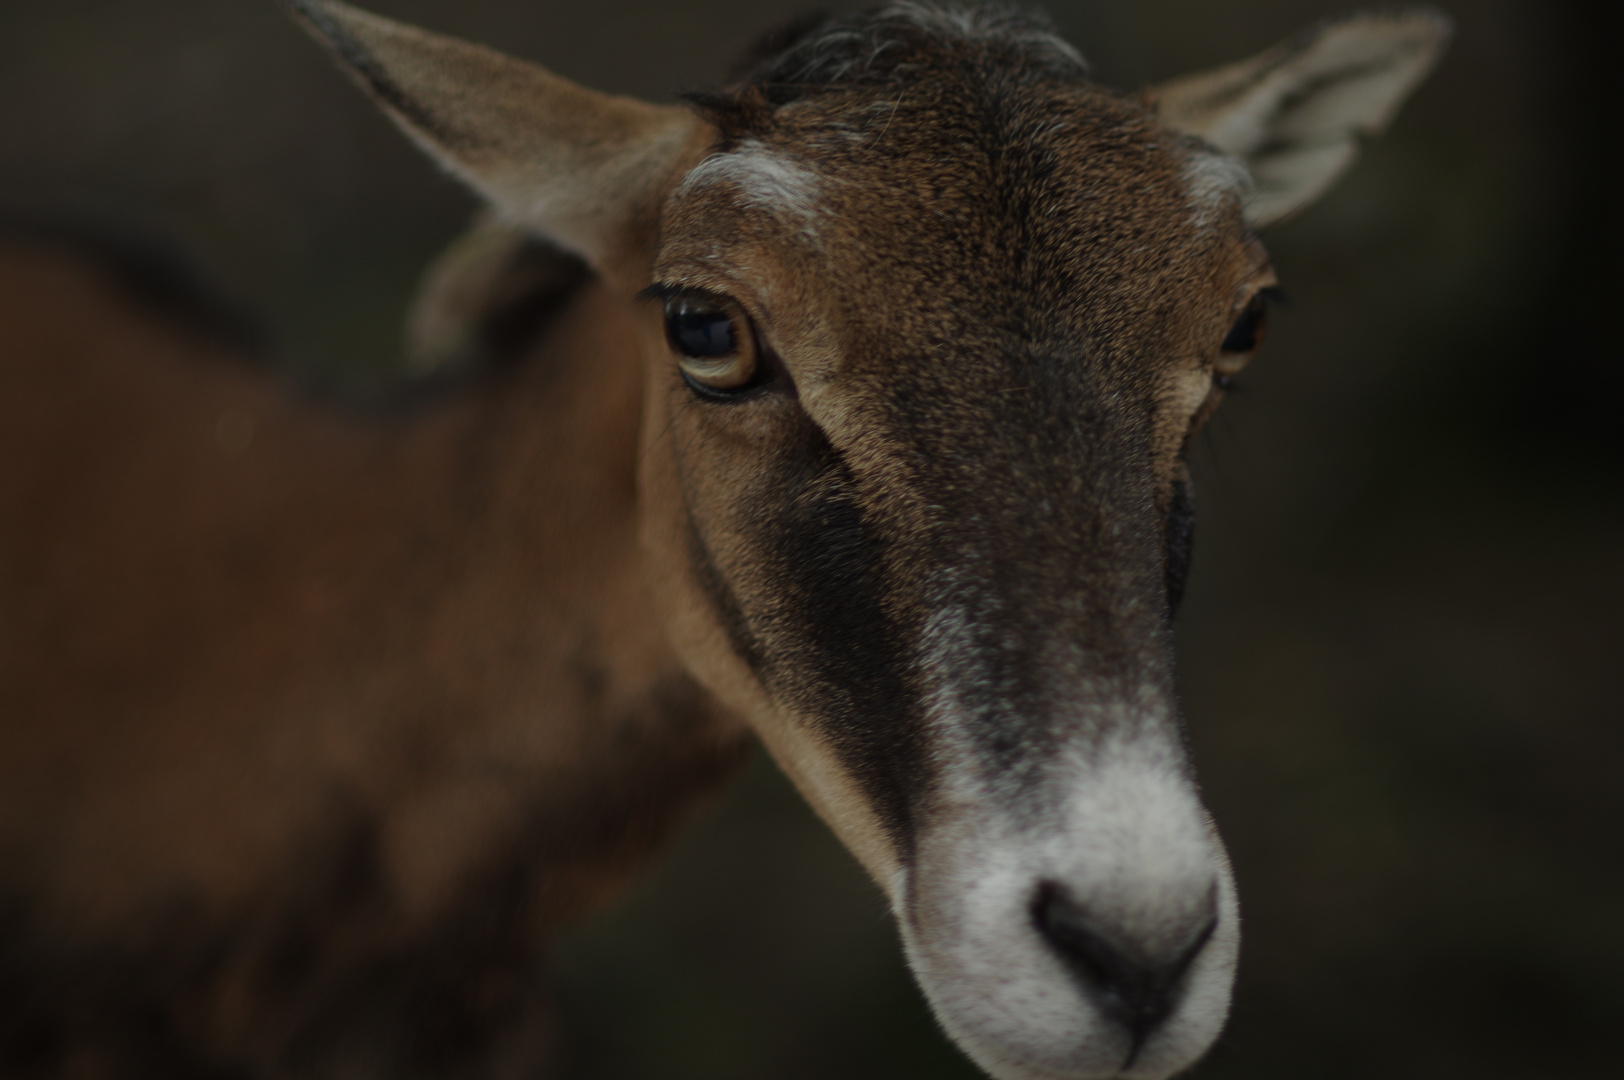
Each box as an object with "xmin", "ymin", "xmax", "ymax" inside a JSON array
[{"xmin": 680, "ymin": 2, "xmax": 1086, "ymax": 140}]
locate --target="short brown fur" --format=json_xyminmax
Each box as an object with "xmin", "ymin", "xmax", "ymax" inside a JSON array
[
  {"xmin": 0, "ymin": 3, "xmax": 1448, "ymax": 1076},
  {"xmin": 0, "ymin": 235, "xmax": 745, "ymax": 1075}
]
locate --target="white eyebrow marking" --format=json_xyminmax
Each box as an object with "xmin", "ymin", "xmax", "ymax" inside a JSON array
[
  {"xmin": 676, "ymin": 140, "xmax": 827, "ymax": 223},
  {"xmin": 1181, "ymin": 150, "xmax": 1253, "ymax": 230}
]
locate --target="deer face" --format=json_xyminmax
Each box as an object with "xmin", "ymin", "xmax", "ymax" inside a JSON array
[
  {"xmin": 294, "ymin": 3, "xmax": 1448, "ymax": 1077},
  {"xmin": 636, "ymin": 64, "xmax": 1269, "ymax": 1077}
]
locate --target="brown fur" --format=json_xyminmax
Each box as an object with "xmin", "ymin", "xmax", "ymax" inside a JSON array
[
  {"xmin": 0, "ymin": 233, "xmax": 745, "ymax": 1076},
  {"xmin": 637, "ymin": 40, "xmax": 1270, "ymax": 878},
  {"xmin": 0, "ymin": 2, "xmax": 1447, "ymax": 1075}
]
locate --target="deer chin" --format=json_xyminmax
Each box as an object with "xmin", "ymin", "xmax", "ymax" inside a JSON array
[{"xmin": 896, "ymin": 740, "xmax": 1239, "ymax": 1080}]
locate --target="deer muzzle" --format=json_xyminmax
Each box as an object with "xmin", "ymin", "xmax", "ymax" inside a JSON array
[{"xmin": 897, "ymin": 731, "xmax": 1238, "ymax": 1080}]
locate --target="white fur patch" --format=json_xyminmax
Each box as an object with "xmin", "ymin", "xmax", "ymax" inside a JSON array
[
  {"xmin": 903, "ymin": 733, "xmax": 1237, "ymax": 1080},
  {"xmin": 1182, "ymin": 151, "xmax": 1252, "ymax": 231},
  {"xmin": 676, "ymin": 141, "xmax": 826, "ymax": 224},
  {"xmin": 903, "ymin": 601, "xmax": 1236, "ymax": 1079}
]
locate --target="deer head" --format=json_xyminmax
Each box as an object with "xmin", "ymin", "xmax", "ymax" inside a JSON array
[{"xmin": 291, "ymin": 3, "xmax": 1449, "ymax": 1077}]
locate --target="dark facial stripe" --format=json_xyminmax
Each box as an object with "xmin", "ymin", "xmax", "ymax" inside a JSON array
[
  {"xmin": 687, "ymin": 477, "xmax": 930, "ymax": 852},
  {"xmin": 1163, "ymin": 471, "xmax": 1195, "ymax": 617},
  {"xmin": 761, "ymin": 468, "xmax": 927, "ymax": 857}
]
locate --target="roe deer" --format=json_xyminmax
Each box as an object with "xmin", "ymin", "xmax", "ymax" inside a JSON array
[{"xmin": 0, "ymin": 2, "xmax": 1449, "ymax": 1077}]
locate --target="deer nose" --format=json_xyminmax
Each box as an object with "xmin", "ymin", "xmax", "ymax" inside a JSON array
[{"xmin": 1032, "ymin": 882, "xmax": 1218, "ymax": 1064}]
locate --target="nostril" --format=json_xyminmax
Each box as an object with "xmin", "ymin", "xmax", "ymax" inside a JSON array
[{"xmin": 1031, "ymin": 882, "xmax": 1217, "ymax": 1063}]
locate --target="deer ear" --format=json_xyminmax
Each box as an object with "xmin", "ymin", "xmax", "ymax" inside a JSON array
[
  {"xmin": 289, "ymin": 0, "xmax": 697, "ymax": 270},
  {"xmin": 1150, "ymin": 9, "xmax": 1451, "ymax": 227}
]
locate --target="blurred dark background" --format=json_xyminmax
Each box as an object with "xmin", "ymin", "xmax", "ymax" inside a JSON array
[{"xmin": 2, "ymin": 1, "xmax": 1618, "ymax": 1078}]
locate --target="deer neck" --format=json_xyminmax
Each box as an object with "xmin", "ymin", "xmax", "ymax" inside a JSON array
[
  {"xmin": 2, "ymin": 240, "xmax": 745, "ymax": 931},
  {"xmin": 340, "ymin": 269, "xmax": 748, "ymax": 923}
]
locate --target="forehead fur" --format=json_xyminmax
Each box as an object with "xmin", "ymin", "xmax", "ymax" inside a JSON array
[
  {"xmin": 689, "ymin": 1, "xmax": 1088, "ymax": 136},
  {"xmin": 668, "ymin": 0, "xmax": 1249, "ymax": 349},
  {"xmin": 675, "ymin": 140, "xmax": 825, "ymax": 222}
]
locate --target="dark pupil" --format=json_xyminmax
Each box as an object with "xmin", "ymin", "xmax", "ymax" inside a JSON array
[
  {"xmin": 1221, "ymin": 298, "xmax": 1266, "ymax": 353},
  {"xmin": 667, "ymin": 300, "xmax": 735, "ymax": 358}
]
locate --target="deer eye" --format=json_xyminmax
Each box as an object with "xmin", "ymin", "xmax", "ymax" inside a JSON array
[
  {"xmin": 1215, "ymin": 287, "xmax": 1280, "ymax": 379},
  {"xmin": 664, "ymin": 294, "xmax": 760, "ymax": 394},
  {"xmin": 1220, "ymin": 299, "xmax": 1265, "ymax": 354}
]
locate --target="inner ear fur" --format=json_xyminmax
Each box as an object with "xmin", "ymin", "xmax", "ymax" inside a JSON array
[
  {"xmin": 1150, "ymin": 8, "xmax": 1452, "ymax": 226},
  {"xmin": 289, "ymin": 0, "xmax": 698, "ymax": 271}
]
